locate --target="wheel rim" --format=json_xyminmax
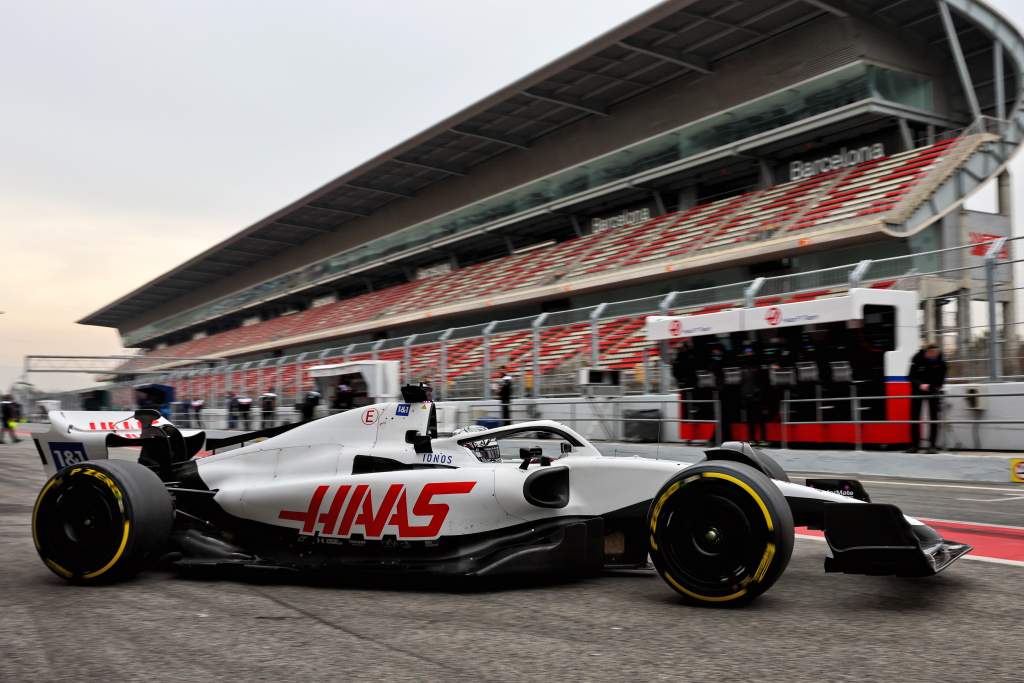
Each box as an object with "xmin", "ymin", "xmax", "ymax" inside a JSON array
[
  {"xmin": 656, "ymin": 478, "xmax": 769, "ymax": 596},
  {"xmin": 36, "ymin": 477, "xmax": 126, "ymax": 576}
]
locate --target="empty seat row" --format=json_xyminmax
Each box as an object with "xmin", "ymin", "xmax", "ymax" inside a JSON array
[{"xmin": 138, "ymin": 139, "xmax": 963, "ymax": 363}]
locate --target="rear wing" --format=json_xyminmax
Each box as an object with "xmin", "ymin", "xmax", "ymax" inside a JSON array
[{"xmin": 34, "ymin": 411, "xmax": 203, "ymax": 477}]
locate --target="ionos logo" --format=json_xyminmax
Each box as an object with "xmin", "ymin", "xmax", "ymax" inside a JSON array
[
  {"xmin": 592, "ymin": 207, "xmax": 652, "ymax": 232},
  {"xmin": 790, "ymin": 143, "xmax": 885, "ymax": 181}
]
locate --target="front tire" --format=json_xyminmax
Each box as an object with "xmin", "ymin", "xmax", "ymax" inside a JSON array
[
  {"xmin": 32, "ymin": 460, "xmax": 173, "ymax": 583},
  {"xmin": 648, "ymin": 460, "xmax": 794, "ymax": 605}
]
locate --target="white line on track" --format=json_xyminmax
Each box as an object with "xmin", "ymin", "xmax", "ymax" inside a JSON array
[
  {"xmin": 956, "ymin": 494, "xmax": 1024, "ymax": 503},
  {"xmin": 918, "ymin": 516, "xmax": 1024, "ymax": 531}
]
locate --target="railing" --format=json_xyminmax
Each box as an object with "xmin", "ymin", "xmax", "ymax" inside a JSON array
[{"xmin": 458, "ymin": 389, "xmax": 1024, "ymax": 453}]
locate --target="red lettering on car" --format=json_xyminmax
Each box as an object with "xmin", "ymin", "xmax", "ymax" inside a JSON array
[
  {"xmin": 278, "ymin": 481, "xmax": 476, "ymax": 540},
  {"xmin": 407, "ymin": 481, "xmax": 476, "ymax": 538}
]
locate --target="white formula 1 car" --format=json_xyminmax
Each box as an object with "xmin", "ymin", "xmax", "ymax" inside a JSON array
[{"xmin": 30, "ymin": 386, "xmax": 970, "ymax": 605}]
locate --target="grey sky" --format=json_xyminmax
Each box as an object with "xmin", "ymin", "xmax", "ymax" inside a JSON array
[{"xmin": 1, "ymin": 0, "xmax": 1021, "ymax": 391}]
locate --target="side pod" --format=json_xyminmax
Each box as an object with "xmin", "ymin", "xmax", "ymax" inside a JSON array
[{"xmin": 822, "ymin": 503, "xmax": 972, "ymax": 576}]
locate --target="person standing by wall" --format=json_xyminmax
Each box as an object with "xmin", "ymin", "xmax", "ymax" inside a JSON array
[
  {"xmin": 226, "ymin": 391, "xmax": 239, "ymax": 430},
  {"xmin": 497, "ymin": 367, "xmax": 513, "ymax": 425},
  {"xmin": 259, "ymin": 388, "xmax": 277, "ymax": 429},
  {"xmin": 739, "ymin": 345, "xmax": 767, "ymax": 446},
  {"xmin": 907, "ymin": 343, "xmax": 947, "ymax": 453},
  {"xmin": 337, "ymin": 381, "xmax": 354, "ymax": 410},
  {"xmin": 299, "ymin": 386, "xmax": 321, "ymax": 422},
  {"xmin": 1, "ymin": 396, "xmax": 20, "ymax": 444},
  {"xmin": 236, "ymin": 394, "xmax": 253, "ymax": 430},
  {"xmin": 191, "ymin": 397, "xmax": 205, "ymax": 429}
]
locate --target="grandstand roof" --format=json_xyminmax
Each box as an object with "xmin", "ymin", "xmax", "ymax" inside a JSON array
[{"xmin": 80, "ymin": 0, "xmax": 858, "ymax": 328}]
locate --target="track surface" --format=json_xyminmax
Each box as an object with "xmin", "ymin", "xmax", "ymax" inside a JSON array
[{"xmin": 1, "ymin": 434, "xmax": 1021, "ymax": 682}]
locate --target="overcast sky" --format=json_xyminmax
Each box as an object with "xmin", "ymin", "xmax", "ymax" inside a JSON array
[{"xmin": 2, "ymin": 0, "xmax": 1023, "ymax": 392}]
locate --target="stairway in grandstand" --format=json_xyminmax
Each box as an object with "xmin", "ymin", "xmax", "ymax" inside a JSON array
[{"xmin": 143, "ymin": 133, "xmax": 988, "ymax": 366}]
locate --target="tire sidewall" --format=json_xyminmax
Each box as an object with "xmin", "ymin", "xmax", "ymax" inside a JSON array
[
  {"xmin": 33, "ymin": 460, "xmax": 173, "ymax": 583},
  {"xmin": 648, "ymin": 460, "xmax": 794, "ymax": 605}
]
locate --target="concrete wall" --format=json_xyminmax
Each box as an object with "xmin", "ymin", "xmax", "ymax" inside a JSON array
[{"xmin": 124, "ymin": 11, "xmax": 958, "ymax": 337}]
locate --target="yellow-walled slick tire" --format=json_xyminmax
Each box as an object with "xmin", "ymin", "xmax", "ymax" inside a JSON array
[
  {"xmin": 32, "ymin": 460, "xmax": 173, "ymax": 584},
  {"xmin": 648, "ymin": 460, "xmax": 794, "ymax": 606}
]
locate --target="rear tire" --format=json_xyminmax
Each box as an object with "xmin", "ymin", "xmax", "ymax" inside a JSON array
[
  {"xmin": 32, "ymin": 460, "xmax": 173, "ymax": 583},
  {"xmin": 648, "ymin": 460, "xmax": 794, "ymax": 605}
]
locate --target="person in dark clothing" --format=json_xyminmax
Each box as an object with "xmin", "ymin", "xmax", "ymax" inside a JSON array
[
  {"xmin": 299, "ymin": 388, "xmax": 321, "ymax": 422},
  {"xmin": 907, "ymin": 343, "xmax": 947, "ymax": 453},
  {"xmin": 259, "ymin": 389, "xmax": 277, "ymax": 429},
  {"xmin": 191, "ymin": 398, "xmax": 205, "ymax": 429},
  {"xmin": 226, "ymin": 392, "xmax": 239, "ymax": 429},
  {"xmin": 497, "ymin": 368, "xmax": 513, "ymax": 425},
  {"xmin": 236, "ymin": 395, "xmax": 253, "ymax": 430},
  {"xmin": 335, "ymin": 382, "xmax": 354, "ymax": 411},
  {"xmin": 739, "ymin": 346, "xmax": 767, "ymax": 445},
  {"xmin": 702, "ymin": 344, "xmax": 731, "ymax": 443},
  {"xmin": 1, "ymin": 396, "xmax": 21, "ymax": 443},
  {"xmin": 671, "ymin": 341, "xmax": 697, "ymax": 390}
]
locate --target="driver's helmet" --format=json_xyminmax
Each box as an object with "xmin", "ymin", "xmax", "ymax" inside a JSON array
[{"xmin": 453, "ymin": 425, "xmax": 501, "ymax": 463}]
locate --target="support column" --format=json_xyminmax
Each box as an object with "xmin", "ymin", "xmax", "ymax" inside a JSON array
[
  {"xmin": 439, "ymin": 329, "xmax": 453, "ymax": 401},
  {"xmin": 676, "ymin": 187, "xmax": 697, "ymax": 212},
  {"xmin": 897, "ymin": 118, "xmax": 914, "ymax": 152},
  {"xmin": 482, "ymin": 321, "xmax": 497, "ymax": 400},
  {"xmin": 994, "ymin": 40, "xmax": 1006, "ymax": 121},
  {"xmin": 589, "ymin": 303, "xmax": 608, "ymax": 366},
  {"xmin": 758, "ymin": 159, "xmax": 773, "ymax": 189},
  {"xmin": 651, "ymin": 191, "xmax": 666, "ymax": 216},
  {"xmin": 531, "ymin": 313, "xmax": 548, "ymax": 399},
  {"xmin": 997, "ymin": 170, "xmax": 1012, "ymax": 216},
  {"xmin": 938, "ymin": 0, "xmax": 983, "ymax": 121},
  {"xmin": 957, "ymin": 287, "xmax": 972, "ymax": 361}
]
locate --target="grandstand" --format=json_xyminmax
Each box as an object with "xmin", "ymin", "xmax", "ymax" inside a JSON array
[{"xmin": 77, "ymin": 0, "xmax": 1024, "ymax": 408}]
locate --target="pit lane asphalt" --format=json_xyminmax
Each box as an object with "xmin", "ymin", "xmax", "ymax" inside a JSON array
[{"xmin": 1, "ymin": 436, "xmax": 1019, "ymax": 682}]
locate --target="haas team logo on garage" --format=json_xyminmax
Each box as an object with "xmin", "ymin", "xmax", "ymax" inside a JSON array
[
  {"xmin": 278, "ymin": 481, "xmax": 476, "ymax": 540},
  {"xmin": 765, "ymin": 306, "xmax": 782, "ymax": 325}
]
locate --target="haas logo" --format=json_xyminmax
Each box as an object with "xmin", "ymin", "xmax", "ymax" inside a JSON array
[
  {"xmin": 765, "ymin": 306, "xmax": 782, "ymax": 326},
  {"xmin": 279, "ymin": 481, "xmax": 475, "ymax": 540},
  {"xmin": 668, "ymin": 319, "xmax": 683, "ymax": 337}
]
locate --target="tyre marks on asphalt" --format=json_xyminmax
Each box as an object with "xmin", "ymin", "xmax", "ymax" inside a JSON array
[{"xmin": 244, "ymin": 585, "xmax": 492, "ymax": 681}]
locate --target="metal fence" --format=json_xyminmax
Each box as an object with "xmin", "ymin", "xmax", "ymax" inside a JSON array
[
  {"xmin": 459, "ymin": 388, "xmax": 1021, "ymax": 453},
  {"xmin": 45, "ymin": 235, "xmax": 1020, "ymax": 413}
]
